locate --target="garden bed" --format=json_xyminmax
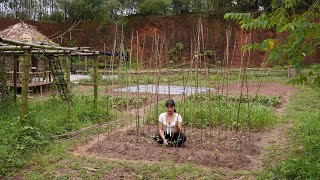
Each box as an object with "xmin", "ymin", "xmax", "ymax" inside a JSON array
[
  {"xmin": 73, "ymin": 125, "xmax": 282, "ymax": 170},
  {"xmin": 73, "ymin": 82, "xmax": 296, "ymax": 172}
]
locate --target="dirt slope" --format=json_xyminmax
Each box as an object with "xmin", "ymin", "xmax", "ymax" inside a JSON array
[{"xmin": 1, "ymin": 16, "xmax": 319, "ymax": 67}]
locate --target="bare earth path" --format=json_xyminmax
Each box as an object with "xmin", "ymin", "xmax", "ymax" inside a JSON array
[{"xmin": 72, "ymin": 82, "xmax": 296, "ymax": 179}]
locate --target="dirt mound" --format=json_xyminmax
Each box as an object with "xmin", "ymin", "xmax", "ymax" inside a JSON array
[{"xmin": 80, "ymin": 127, "xmax": 261, "ymax": 170}]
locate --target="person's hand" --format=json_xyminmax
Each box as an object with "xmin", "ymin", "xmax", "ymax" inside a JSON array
[{"xmin": 163, "ymin": 139, "xmax": 168, "ymax": 146}]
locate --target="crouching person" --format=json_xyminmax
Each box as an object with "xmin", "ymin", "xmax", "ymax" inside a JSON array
[{"xmin": 153, "ymin": 100, "xmax": 186, "ymax": 147}]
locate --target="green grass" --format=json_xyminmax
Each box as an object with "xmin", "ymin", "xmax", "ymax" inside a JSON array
[{"xmin": 258, "ymin": 87, "xmax": 320, "ymax": 179}]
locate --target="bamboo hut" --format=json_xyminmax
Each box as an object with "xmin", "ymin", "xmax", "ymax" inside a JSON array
[
  {"xmin": 0, "ymin": 21, "xmax": 60, "ymax": 94},
  {"xmin": 0, "ymin": 21, "xmax": 99, "ymax": 123}
]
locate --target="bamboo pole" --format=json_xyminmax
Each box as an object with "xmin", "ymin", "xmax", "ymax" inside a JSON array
[
  {"xmin": 155, "ymin": 34, "xmax": 161, "ymax": 130},
  {"xmin": 129, "ymin": 33, "xmax": 134, "ymax": 126},
  {"xmin": 0, "ymin": 55, "xmax": 6, "ymax": 102},
  {"xmin": 155, "ymin": 33, "xmax": 165, "ymax": 137},
  {"xmin": 85, "ymin": 56, "xmax": 88, "ymax": 72},
  {"xmin": 181, "ymin": 62, "xmax": 187, "ymax": 138},
  {"xmin": 219, "ymin": 29, "xmax": 228, "ymax": 140},
  {"xmin": 0, "ymin": 46, "xmax": 31, "ymax": 51},
  {"xmin": 111, "ymin": 25, "xmax": 118, "ymax": 134},
  {"xmin": 202, "ymin": 22, "xmax": 211, "ymax": 150},
  {"xmin": 235, "ymin": 32, "xmax": 249, "ymax": 135},
  {"xmin": 120, "ymin": 25, "xmax": 126, "ymax": 131},
  {"xmin": 103, "ymin": 43, "xmax": 109, "ymax": 115},
  {"xmin": 13, "ymin": 56, "xmax": 18, "ymax": 102},
  {"xmin": 168, "ymin": 60, "xmax": 171, "ymax": 100},
  {"xmin": 20, "ymin": 49, "xmax": 31, "ymax": 125},
  {"xmin": 104, "ymin": 43, "xmax": 110, "ymax": 138},
  {"xmin": 124, "ymin": 45, "xmax": 130, "ymax": 129},
  {"xmin": 207, "ymin": 63, "xmax": 213, "ymax": 149},
  {"xmin": 150, "ymin": 34, "xmax": 155, "ymax": 133},
  {"xmin": 135, "ymin": 30, "xmax": 140, "ymax": 143},
  {"xmin": 224, "ymin": 28, "xmax": 231, "ymax": 135},
  {"xmin": 66, "ymin": 56, "xmax": 72, "ymax": 121},
  {"xmin": 227, "ymin": 29, "xmax": 237, "ymax": 134},
  {"xmin": 189, "ymin": 38, "xmax": 195, "ymax": 148},
  {"xmin": 1, "ymin": 50, "xmax": 99, "ymax": 56},
  {"xmin": 99, "ymin": 43, "xmax": 107, "ymax": 144},
  {"xmin": 116, "ymin": 27, "xmax": 123, "ymax": 132},
  {"xmin": 93, "ymin": 55, "xmax": 98, "ymax": 112},
  {"xmin": 209, "ymin": 28, "xmax": 216, "ymax": 149},
  {"xmin": 0, "ymin": 37, "xmax": 78, "ymax": 51},
  {"xmin": 245, "ymin": 32, "xmax": 252, "ymax": 137},
  {"xmin": 141, "ymin": 35, "xmax": 147, "ymax": 132},
  {"xmin": 216, "ymin": 49, "xmax": 223, "ymax": 141},
  {"xmin": 148, "ymin": 35, "xmax": 155, "ymax": 136},
  {"xmin": 198, "ymin": 19, "xmax": 203, "ymax": 146}
]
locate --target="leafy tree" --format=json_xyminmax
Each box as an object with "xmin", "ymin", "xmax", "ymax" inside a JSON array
[
  {"xmin": 121, "ymin": 0, "xmax": 139, "ymax": 15},
  {"xmin": 172, "ymin": 0, "xmax": 190, "ymax": 14},
  {"xmin": 0, "ymin": 0, "xmax": 277, "ymax": 20},
  {"xmin": 224, "ymin": 0, "xmax": 320, "ymax": 70},
  {"xmin": 138, "ymin": 0, "xmax": 172, "ymax": 15},
  {"xmin": 231, "ymin": 0, "xmax": 272, "ymax": 12},
  {"xmin": 66, "ymin": 0, "xmax": 101, "ymax": 21},
  {"xmin": 66, "ymin": 0, "xmax": 128, "ymax": 22}
]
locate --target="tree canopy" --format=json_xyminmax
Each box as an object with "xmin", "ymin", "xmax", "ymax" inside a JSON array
[
  {"xmin": 225, "ymin": 0, "xmax": 320, "ymax": 87},
  {"xmin": 0, "ymin": 0, "xmax": 276, "ymax": 22},
  {"xmin": 224, "ymin": 0, "xmax": 320, "ymax": 68}
]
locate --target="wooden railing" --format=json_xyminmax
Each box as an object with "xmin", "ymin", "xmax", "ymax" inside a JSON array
[{"xmin": 6, "ymin": 71, "xmax": 52, "ymax": 84}]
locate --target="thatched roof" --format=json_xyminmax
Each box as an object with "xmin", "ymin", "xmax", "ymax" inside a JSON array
[{"xmin": 0, "ymin": 21, "xmax": 58, "ymax": 46}]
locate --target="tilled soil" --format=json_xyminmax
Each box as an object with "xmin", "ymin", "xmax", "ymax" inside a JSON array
[
  {"xmin": 81, "ymin": 127, "xmax": 265, "ymax": 170},
  {"xmin": 220, "ymin": 82, "xmax": 295, "ymax": 104}
]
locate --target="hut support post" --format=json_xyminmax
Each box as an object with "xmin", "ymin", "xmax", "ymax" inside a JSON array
[
  {"xmin": 93, "ymin": 56, "xmax": 98, "ymax": 112},
  {"xmin": 13, "ymin": 56, "xmax": 17, "ymax": 102},
  {"xmin": 66, "ymin": 56, "xmax": 72, "ymax": 121},
  {"xmin": 85, "ymin": 56, "xmax": 88, "ymax": 73},
  {"xmin": 0, "ymin": 55, "xmax": 6, "ymax": 102},
  {"xmin": 20, "ymin": 49, "xmax": 31, "ymax": 125}
]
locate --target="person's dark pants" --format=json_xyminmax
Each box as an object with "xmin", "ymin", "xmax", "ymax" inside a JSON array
[{"xmin": 153, "ymin": 132, "xmax": 186, "ymax": 147}]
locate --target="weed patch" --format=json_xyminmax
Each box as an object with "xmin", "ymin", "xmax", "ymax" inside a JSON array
[
  {"xmin": 259, "ymin": 88, "xmax": 320, "ymax": 179},
  {"xmin": 147, "ymin": 94, "xmax": 277, "ymax": 130},
  {"xmin": 0, "ymin": 94, "xmax": 115, "ymax": 176}
]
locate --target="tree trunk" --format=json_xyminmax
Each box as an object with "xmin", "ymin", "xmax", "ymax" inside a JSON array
[
  {"xmin": 64, "ymin": 0, "xmax": 67, "ymax": 21},
  {"xmin": 20, "ymin": 50, "xmax": 31, "ymax": 125}
]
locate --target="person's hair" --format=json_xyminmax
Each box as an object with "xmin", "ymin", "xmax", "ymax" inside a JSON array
[{"xmin": 165, "ymin": 99, "xmax": 177, "ymax": 113}]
